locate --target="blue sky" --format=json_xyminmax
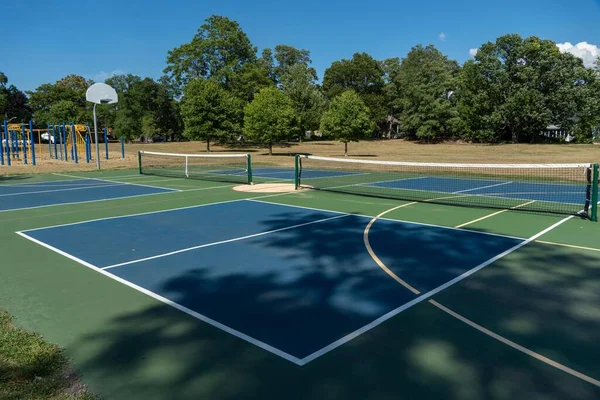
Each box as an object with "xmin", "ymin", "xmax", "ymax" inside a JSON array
[{"xmin": 2, "ymin": 0, "xmax": 599, "ymax": 92}]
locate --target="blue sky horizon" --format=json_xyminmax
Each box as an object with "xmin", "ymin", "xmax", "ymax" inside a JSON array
[{"xmin": 1, "ymin": 0, "xmax": 599, "ymax": 92}]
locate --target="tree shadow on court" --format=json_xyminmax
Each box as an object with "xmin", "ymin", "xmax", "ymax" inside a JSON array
[{"xmin": 67, "ymin": 214, "xmax": 600, "ymax": 400}]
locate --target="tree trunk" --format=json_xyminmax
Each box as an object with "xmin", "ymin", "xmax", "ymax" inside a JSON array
[
  {"xmin": 269, "ymin": 142, "xmax": 272, "ymax": 155},
  {"xmin": 511, "ymin": 128, "xmax": 518, "ymax": 144},
  {"xmin": 207, "ymin": 137, "xmax": 211, "ymax": 152},
  {"xmin": 344, "ymin": 142, "xmax": 348, "ymax": 156}
]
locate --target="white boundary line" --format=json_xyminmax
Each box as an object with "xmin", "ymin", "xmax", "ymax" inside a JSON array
[
  {"xmin": 429, "ymin": 300, "xmax": 600, "ymax": 387},
  {"xmin": 247, "ymin": 199, "xmax": 526, "ymax": 241},
  {"xmin": 102, "ymin": 214, "xmax": 350, "ymax": 270},
  {"xmin": 15, "ymin": 231, "xmax": 304, "ymax": 366},
  {"xmin": 53, "ymin": 173, "xmax": 181, "ymax": 192},
  {"xmin": 18, "ymin": 191, "xmax": 299, "ymax": 232},
  {"xmin": 453, "ymin": 181, "xmax": 513, "ymax": 194},
  {"xmin": 0, "ymin": 183, "xmax": 131, "ymax": 198},
  {"xmin": 299, "ymin": 215, "xmax": 573, "ymax": 365},
  {"xmin": 0, "ymin": 179, "xmax": 103, "ymax": 188},
  {"xmin": 0, "ymin": 185, "xmax": 227, "ymax": 215}
]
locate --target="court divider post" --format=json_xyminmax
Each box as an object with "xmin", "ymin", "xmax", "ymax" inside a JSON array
[
  {"xmin": 247, "ymin": 154, "xmax": 253, "ymax": 185},
  {"xmin": 104, "ymin": 128, "xmax": 108, "ymax": 159},
  {"xmin": 138, "ymin": 151, "xmax": 142, "ymax": 174},
  {"xmin": 294, "ymin": 154, "xmax": 299, "ymax": 190},
  {"xmin": 0, "ymin": 120, "xmax": 6, "ymax": 165},
  {"xmin": 29, "ymin": 121, "xmax": 36, "ymax": 165},
  {"xmin": 21, "ymin": 123, "xmax": 28, "ymax": 164},
  {"xmin": 592, "ymin": 163, "xmax": 599, "ymax": 222}
]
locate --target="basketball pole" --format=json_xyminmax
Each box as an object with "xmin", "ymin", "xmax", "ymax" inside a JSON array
[{"xmin": 93, "ymin": 103, "xmax": 100, "ymax": 170}]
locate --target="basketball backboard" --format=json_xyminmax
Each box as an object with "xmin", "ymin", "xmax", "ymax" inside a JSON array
[{"xmin": 86, "ymin": 83, "xmax": 118, "ymax": 105}]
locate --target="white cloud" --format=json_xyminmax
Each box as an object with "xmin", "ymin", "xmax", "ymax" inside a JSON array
[
  {"xmin": 439, "ymin": 32, "xmax": 446, "ymax": 42},
  {"xmin": 93, "ymin": 70, "xmax": 125, "ymax": 82},
  {"xmin": 556, "ymin": 42, "xmax": 599, "ymax": 68},
  {"xmin": 469, "ymin": 48, "xmax": 478, "ymax": 57}
]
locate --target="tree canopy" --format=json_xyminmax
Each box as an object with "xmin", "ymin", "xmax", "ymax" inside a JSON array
[
  {"xmin": 244, "ymin": 87, "xmax": 297, "ymax": 154},
  {"xmin": 320, "ymin": 90, "xmax": 373, "ymax": 155},
  {"xmin": 181, "ymin": 78, "xmax": 242, "ymax": 151}
]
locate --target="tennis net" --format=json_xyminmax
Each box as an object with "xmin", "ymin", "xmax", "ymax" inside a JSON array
[
  {"xmin": 139, "ymin": 151, "xmax": 252, "ymax": 184},
  {"xmin": 295, "ymin": 155, "xmax": 599, "ymax": 220}
]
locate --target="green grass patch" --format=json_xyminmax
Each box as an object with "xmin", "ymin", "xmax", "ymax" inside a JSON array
[{"xmin": 0, "ymin": 310, "xmax": 96, "ymax": 400}]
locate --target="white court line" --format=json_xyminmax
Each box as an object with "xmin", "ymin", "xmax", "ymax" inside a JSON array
[
  {"xmin": 452, "ymin": 181, "xmax": 513, "ymax": 194},
  {"xmin": 15, "ymin": 231, "xmax": 304, "ymax": 366},
  {"xmin": 299, "ymin": 215, "xmax": 573, "ymax": 365},
  {"xmin": 102, "ymin": 214, "xmax": 350, "ymax": 270},
  {"xmin": 19, "ymin": 191, "xmax": 301, "ymax": 232},
  {"xmin": 429, "ymin": 300, "xmax": 600, "ymax": 388},
  {"xmin": 0, "ymin": 178, "xmax": 93, "ymax": 187},
  {"xmin": 0, "ymin": 185, "xmax": 228, "ymax": 215},
  {"xmin": 53, "ymin": 173, "xmax": 181, "ymax": 192},
  {"xmin": 0, "ymin": 183, "xmax": 131, "ymax": 197},
  {"xmin": 535, "ymin": 240, "xmax": 600, "ymax": 253},
  {"xmin": 247, "ymin": 199, "xmax": 526, "ymax": 241}
]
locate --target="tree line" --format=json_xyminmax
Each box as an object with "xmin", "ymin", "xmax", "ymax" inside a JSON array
[{"xmin": 2, "ymin": 15, "xmax": 599, "ymax": 152}]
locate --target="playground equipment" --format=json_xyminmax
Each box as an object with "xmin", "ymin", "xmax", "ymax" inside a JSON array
[{"xmin": 2, "ymin": 120, "xmax": 125, "ymax": 167}]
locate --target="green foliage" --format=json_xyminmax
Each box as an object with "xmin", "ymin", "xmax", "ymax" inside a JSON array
[
  {"xmin": 458, "ymin": 34, "xmax": 599, "ymax": 143},
  {"xmin": 28, "ymin": 75, "xmax": 93, "ymax": 125},
  {"xmin": 280, "ymin": 63, "xmax": 327, "ymax": 138},
  {"xmin": 320, "ymin": 90, "xmax": 373, "ymax": 155},
  {"xmin": 273, "ymin": 45, "xmax": 315, "ymax": 83},
  {"xmin": 322, "ymin": 52, "xmax": 386, "ymax": 131},
  {"xmin": 228, "ymin": 62, "xmax": 275, "ymax": 103},
  {"xmin": 243, "ymin": 87, "xmax": 297, "ymax": 154},
  {"xmin": 181, "ymin": 78, "xmax": 242, "ymax": 151},
  {"xmin": 395, "ymin": 45, "xmax": 461, "ymax": 141},
  {"xmin": 0, "ymin": 72, "xmax": 32, "ymax": 122},
  {"xmin": 0, "ymin": 309, "xmax": 96, "ymax": 399},
  {"xmin": 111, "ymin": 76, "xmax": 182, "ymax": 141},
  {"xmin": 164, "ymin": 15, "xmax": 257, "ymax": 94}
]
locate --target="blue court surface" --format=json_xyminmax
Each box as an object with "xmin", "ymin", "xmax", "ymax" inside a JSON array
[
  {"xmin": 20, "ymin": 200, "xmax": 524, "ymax": 364},
  {"xmin": 363, "ymin": 176, "xmax": 589, "ymax": 205},
  {"xmin": 0, "ymin": 179, "xmax": 177, "ymax": 212}
]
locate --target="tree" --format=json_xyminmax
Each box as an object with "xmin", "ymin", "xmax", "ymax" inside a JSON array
[
  {"xmin": 320, "ymin": 90, "xmax": 373, "ymax": 156},
  {"xmin": 109, "ymin": 76, "xmax": 182, "ymax": 141},
  {"xmin": 322, "ymin": 53, "xmax": 386, "ymax": 132},
  {"xmin": 395, "ymin": 45, "xmax": 461, "ymax": 141},
  {"xmin": 228, "ymin": 62, "xmax": 275, "ymax": 103},
  {"xmin": 458, "ymin": 34, "xmax": 597, "ymax": 143},
  {"xmin": 280, "ymin": 64, "xmax": 327, "ymax": 141},
  {"xmin": 28, "ymin": 75, "xmax": 93, "ymax": 125},
  {"xmin": 164, "ymin": 15, "xmax": 256, "ymax": 94},
  {"xmin": 181, "ymin": 79, "xmax": 242, "ymax": 151},
  {"xmin": 244, "ymin": 87, "xmax": 296, "ymax": 155}
]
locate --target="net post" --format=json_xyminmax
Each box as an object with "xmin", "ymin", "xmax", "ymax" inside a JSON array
[
  {"xmin": 247, "ymin": 154, "xmax": 253, "ymax": 184},
  {"xmin": 294, "ymin": 154, "xmax": 299, "ymax": 190},
  {"xmin": 138, "ymin": 151, "xmax": 142, "ymax": 175},
  {"xmin": 592, "ymin": 164, "xmax": 599, "ymax": 222}
]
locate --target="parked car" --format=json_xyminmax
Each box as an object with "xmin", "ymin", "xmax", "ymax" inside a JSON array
[{"xmin": 40, "ymin": 133, "xmax": 56, "ymax": 144}]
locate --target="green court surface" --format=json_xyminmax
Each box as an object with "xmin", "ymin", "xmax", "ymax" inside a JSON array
[{"xmin": 1, "ymin": 170, "xmax": 599, "ymax": 400}]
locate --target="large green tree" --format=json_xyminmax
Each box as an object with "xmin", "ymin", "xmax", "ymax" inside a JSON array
[
  {"xmin": 164, "ymin": 15, "xmax": 257, "ymax": 94},
  {"xmin": 322, "ymin": 52, "xmax": 386, "ymax": 132},
  {"xmin": 111, "ymin": 76, "xmax": 181, "ymax": 141},
  {"xmin": 28, "ymin": 75, "xmax": 92, "ymax": 125},
  {"xmin": 244, "ymin": 87, "xmax": 296, "ymax": 155},
  {"xmin": 280, "ymin": 64, "xmax": 327, "ymax": 140},
  {"xmin": 320, "ymin": 90, "xmax": 373, "ymax": 156},
  {"xmin": 0, "ymin": 73, "xmax": 32, "ymax": 122},
  {"xmin": 395, "ymin": 45, "xmax": 461, "ymax": 141},
  {"xmin": 459, "ymin": 34, "xmax": 597, "ymax": 143},
  {"xmin": 181, "ymin": 78, "xmax": 242, "ymax": 151}
]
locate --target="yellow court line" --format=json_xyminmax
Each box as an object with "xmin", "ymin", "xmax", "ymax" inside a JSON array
[
  {"xmin": 429, "ymin": 300, "xmax": 600, "ymax": 388},
  {"xmin": 535, "ymin": 240, "xmax": 600, "ymax": 253},
  {"xmin": 362, "ymin": 200, "xmax": 598, "ymax": 388},
  {"xmin": 363, "ymin": 202, "xmax": 421, "ymax": 294},
  {"xmin": 454, "ymin": 200, "xmax": 536, "ymax": 228}
]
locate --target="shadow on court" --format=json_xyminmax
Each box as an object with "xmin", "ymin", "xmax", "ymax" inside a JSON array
[{"xmin": 66, "ymin": 213, "xmax": 600, "ymax": 400}]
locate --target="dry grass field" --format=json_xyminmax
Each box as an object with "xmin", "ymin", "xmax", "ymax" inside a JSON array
[{"xmin": 1, "ymin": 139, "xmax": 599, "ymax": 176}]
